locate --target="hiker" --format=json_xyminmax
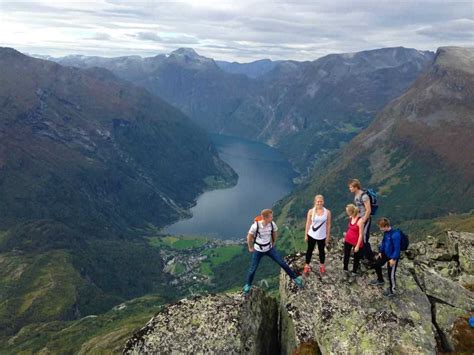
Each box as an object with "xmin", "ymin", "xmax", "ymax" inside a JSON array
[
  {"xmin": 348, "ymin": 179, "xmax": 374, "ymax": 261},
  {"xmin": 342, "ymin": 204, "xmax": 364, "ymax": 283},
  {"xmin": 304, "ymin": 194, "xmax": 331, "ymax": 275},
  {"xmin": 369, "ymin": 217, "xmax": 401, "ymax": 297},
  {"xmin": 243, "ymin": 209, "xmax": 303, "ymax": 294}
]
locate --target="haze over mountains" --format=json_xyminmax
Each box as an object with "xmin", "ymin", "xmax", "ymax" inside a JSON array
[{"xmin": 49, "ymin": 46, "xmax": 435, "ymax": 171}]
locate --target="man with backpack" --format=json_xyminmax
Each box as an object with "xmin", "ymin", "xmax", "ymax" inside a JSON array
[
  {"xmin": 348, "ymin": 179, "xmax": 377, "ymax": 261},
  {"xmin": 369, "ymin": 217, "xmax": 408, "ymax": 297},
  {"xmin": 243, "ymin": 209, "xmax": 303, "ymax": 294}
]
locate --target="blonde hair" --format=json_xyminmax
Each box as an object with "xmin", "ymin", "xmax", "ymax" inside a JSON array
[
  {"xmin": 346, "ymin": 204, "xmax": 359, "ymax": 217},
  {"xmin": 313, "ymin": 194, "xmax": 324, "ymax": 207},
  {"xmin": 348, "ymin": 179, "xmax": 362, "ymax": 190},
  {"xmin": 261, "ymin": 209, "xmax": 273, "ymax": 218}
]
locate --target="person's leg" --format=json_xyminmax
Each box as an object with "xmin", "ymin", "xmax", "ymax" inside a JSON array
[
  {"xmin": 267, "ymin": 247, "xmax": 297, "ymax": 279},
  {"xmin": 363, "ymin": 217, "xmax": 373, "ymax": 260},
  {"xmin": 316, "ymin": 239, "xmax": 326, "ymax": 264},
  {"xmin": 305, "ymin": 237, "xmax": 317, "ymax": 265},
  {"xmin": 370, "ymin": 254, "xmax": 387, "ymax": 285},
  {"xmin": 387, "ymin": 259, "xmax": 399, "ymax": 294},
  {"xmin": 353, "ymin": 247, "xmax": 362, "ymax": 274},
  {"xmin": 245, "ymin": 251, "xmax": 263, "ymax": 286},
  {"xmin": 343, "ymin": 242, "xmax": 352, "ymax": 271}
]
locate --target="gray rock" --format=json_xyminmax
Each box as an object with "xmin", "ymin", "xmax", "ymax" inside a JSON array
[{"xmin": 123, "ymin": 288, "xmax": 278, "ymax": 354}]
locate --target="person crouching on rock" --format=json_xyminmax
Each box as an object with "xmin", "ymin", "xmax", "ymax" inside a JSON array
[
  {"xmin": 304, "ymin": 194, "xmax": 332, "ymax": 275},
  {"xmin": 369, "ymin": 217, "xmax": 401, "ymax": 297},
  {"xmin": 243, "ymin": 209, "xmax": 303, "ymax": 294},
  {"xmin": 343, "ymin": 204, "xmax": 364, "ymax": 283}
]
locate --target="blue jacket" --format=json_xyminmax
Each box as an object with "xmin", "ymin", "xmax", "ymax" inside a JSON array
[{"xmin": 379, "ymin": 228, "xmax": 401, "ymax": 260}]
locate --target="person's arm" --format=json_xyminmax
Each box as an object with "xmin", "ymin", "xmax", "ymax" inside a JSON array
[
  {"xmin": 355, "ymin": 218, "xmax": 364, "ymax": 252},
  {"xmin": 389, "ymin": 230, "xmax": 401, "ymax": 265},
  {"xmin": 305, "ymin": 209, "xmax": 311, "ymax": 242},
  {"xmin": 326, "ymin": 209, "xmax": 331, "ymax": 245},
  {"xmin": 363, "ymin": 196, "xmax": 371, "ymax": 222},
  {"xmin": 272, "ymin": 230, "xmax": 277, "ymax": 244},
  {"xmin": 247, "ymin": 233, "xmax": 254, "ymax": 252}
]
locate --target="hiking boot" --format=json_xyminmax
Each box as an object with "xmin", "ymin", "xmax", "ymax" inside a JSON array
[
  {"xmin": 303, "ymin": 264, "xmax": 311, "ymax": 275},
  {"xmin": 348, "ymin": 272, "xmax": 357, "ymax": 284},
  {"xmin": 383, "ymin": 289, "xmax": 395, "ymax": 298},
  {"xmin": 294, "ymin": 276, "xmax": 303, "ymax": 288},
  {"xmin": 343, "ymin": 270, "xmax": 350, "ymax": 281},
  {"xmin": 369, "ymin": 279, "xmax": 384, "ymax": 287},
  {"xmin": 320, "ymin": 264, "xmax": 326, "ymax": 274},
  {"xmin": 243, "ymin": 284, "xmax": 251, "ymax": 294}
]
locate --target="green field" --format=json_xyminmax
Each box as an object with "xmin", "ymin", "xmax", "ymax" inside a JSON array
[{"xmin": 200, "ymin": 245, "xmax": 245, "ymax": 277}]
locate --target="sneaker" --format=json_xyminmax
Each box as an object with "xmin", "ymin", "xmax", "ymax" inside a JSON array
[
  {"xmin": 243, "ymin": 284, "xmax": 251, "ymax": 294},
  {"xmin": 294, "ymin": 276, "xmax": 303, "ymax": 288},
  {"xmin": 320, "ymin": 264, "xmax": 326, "ymax": 274},
  {"xmin": 383, "ymin": 289, "xmax": 395, "ymax": 297},
  {"xmin": 369, "ymin": 279, "xmax": 385, "ymax": 286},
  {"xmin": 343, "ymin": 270, "xmax": 350, "ymax": 280},
  {"xmin": 348, "ymin": 272, "xmax": 357, "ymax": 284},
  {"xmin": 303, "ymin": 264, "xmax": 311, "ymax": 275}
]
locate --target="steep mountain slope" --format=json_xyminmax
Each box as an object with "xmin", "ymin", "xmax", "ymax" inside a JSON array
[
  {"xmin": 52, "ymin": 47, "xmax": 434, "ymax": 171},
  {"xmin": 0, "ymin": 47, "xmax": 235, "ymax": 233},
  {"xmin": 277, "ymin": 46, "xmax": 474, "ymax": 232},
  {"xmin": 0, "ymin": 47, "xmax": 236, "ymax": 339}
]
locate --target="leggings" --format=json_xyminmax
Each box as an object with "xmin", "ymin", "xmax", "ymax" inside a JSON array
[
  {"xmin": 306, "ymin": 236, "xmax": 326, "ymax": 264},
  {"xmin": 343, "ymin": 241, "xmax": 363, "ymax": 273}
]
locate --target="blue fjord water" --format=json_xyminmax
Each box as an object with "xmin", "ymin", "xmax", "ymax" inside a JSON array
[{"xmin": 164, "ymin": 134, "xmax": 296, "ymax": 239}]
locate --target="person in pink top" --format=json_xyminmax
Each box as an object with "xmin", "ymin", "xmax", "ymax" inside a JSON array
[{"xmin": 343, "ymin": 204, "xmax": 364, "ymax": 283}]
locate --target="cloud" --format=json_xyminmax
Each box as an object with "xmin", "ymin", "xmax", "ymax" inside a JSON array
[
  {"xmin": 136, "ymin": 31, "xmax": 162, "ymax": 42},
  {"xmin": 0, "ymin": 0, "xmax": 472, "ymax": 62}
]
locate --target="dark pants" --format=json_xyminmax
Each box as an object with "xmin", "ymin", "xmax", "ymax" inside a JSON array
[
  {"xmin": 362, "ymin": 217, "xmax": 373, "ymax": 260},
  {"xmin": 306, "ymin": 237, "xmax": 326, "ymax": 264},
  {"xmin": 374, "ymin": 254, "xmax": 399, "ymax": 293},
  {"xmin": 246, "ymin": 247, "xmax": 297, "ymax": 286},
  {"xmin": 343, "ymin": 241, "xmax": 363, "ymax": 273}
]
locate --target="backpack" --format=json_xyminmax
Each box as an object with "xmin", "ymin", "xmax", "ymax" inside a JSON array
[
  {"xmin": 253, "ymin": 216, "xmax": 273, "ymax": 248},
  {"xmin": 398, "ymin": 229, "xmax": 410, "ymax": 251},
  {"xmin": 389, "ymin": 228, "xmax": 409, "ymax": 252},
  {"xmin": 363, "ymin": 188, "xmax": 378, "ymax": 215}
]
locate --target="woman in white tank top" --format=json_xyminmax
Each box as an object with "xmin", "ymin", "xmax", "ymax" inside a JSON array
[{"xmin": 304, "ymin": 195, "xmax": 332, "ymax": 275}]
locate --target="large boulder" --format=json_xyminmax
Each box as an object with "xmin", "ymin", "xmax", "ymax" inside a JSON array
[
  {"xmin": 123, "ymin": 288, "xmax": 278, "ymax": 354},
  {"xmin": 279, "ymin": 246, "xmax": 437, "ymax": 354}
]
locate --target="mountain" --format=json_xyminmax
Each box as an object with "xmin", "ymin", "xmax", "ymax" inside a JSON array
[
  {"xmin": 216, "ymin": 58, "xmax": 280, "ymax": 78},
  {"xmin": 51, "ymin": 47, "xmax": 434, "ymax": 171},
  {"xmin": 0, "ymin": 47, "xmax": 236, "ymax": 340},
  {"xmin": 0, "ymin": 47, "xmax": 235, "ymax": 233},
  {"xmin": 276, "ymin": 46, "xmax": 474, "ymax": 232}
]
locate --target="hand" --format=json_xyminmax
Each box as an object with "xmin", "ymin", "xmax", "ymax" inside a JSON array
[
  {"xmin": 325, "ymin": 238, "xmax": 330, "ymax": 246},
  {"xmin": 361, "ymin": 216, "xmax": 367, "ymax": 223},
  {"xmin": 248, "ymin": 247, "xmax": 254, "ymax": 253},
  {"xmin": 305, "ymin": 235, "xmax": 308, "ymax": 243},
  {"xmin": 389, "ymin": 259, "xmax": 396, "ymax": 266},
  {"xmin": 354, "ymin": 245, "xmax": 359, "ymax": 253}
]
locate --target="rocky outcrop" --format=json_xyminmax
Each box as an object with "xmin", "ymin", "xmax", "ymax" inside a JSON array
[
  {"xmin": 280, "ymin": 231, "xmax": 474, "ymax": 354},
  {"xmin": 124, "ymin": 231, "xmax": 473, "ymax": 354},
  {"xmin": 123, "ymin": 288, "xmax": 278, "ymax": 354}
]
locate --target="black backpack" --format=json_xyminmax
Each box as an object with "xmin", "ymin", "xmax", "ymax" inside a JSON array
[{"xmin": 390, "ymin": 228, "xmax": 409, "ymax": 252}]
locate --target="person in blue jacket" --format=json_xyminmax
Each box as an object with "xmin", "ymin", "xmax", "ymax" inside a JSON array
[{"xmin": 369, "ymin": 217, "xmax": 401, "ymax": 297}]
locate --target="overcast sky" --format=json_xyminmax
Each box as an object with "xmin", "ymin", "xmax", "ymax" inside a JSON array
[{"xmin": 1, "ymin": 0, "xmax": 473, "ymax": 62}]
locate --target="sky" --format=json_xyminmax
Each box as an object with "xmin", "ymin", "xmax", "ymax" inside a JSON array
[{"xmin": 0, "ymin": 0, "xmax": 473, "ymax": 62}]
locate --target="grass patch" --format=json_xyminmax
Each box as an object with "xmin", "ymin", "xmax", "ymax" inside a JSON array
[{"xmin": 203, "ymin": 245, "xmax": 244, "ymax": 266}]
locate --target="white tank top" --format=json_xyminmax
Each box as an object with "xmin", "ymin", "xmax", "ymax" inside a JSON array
[{"xmin": 308, "ymin": 207, "xmax": 328, "ymax": 240}]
